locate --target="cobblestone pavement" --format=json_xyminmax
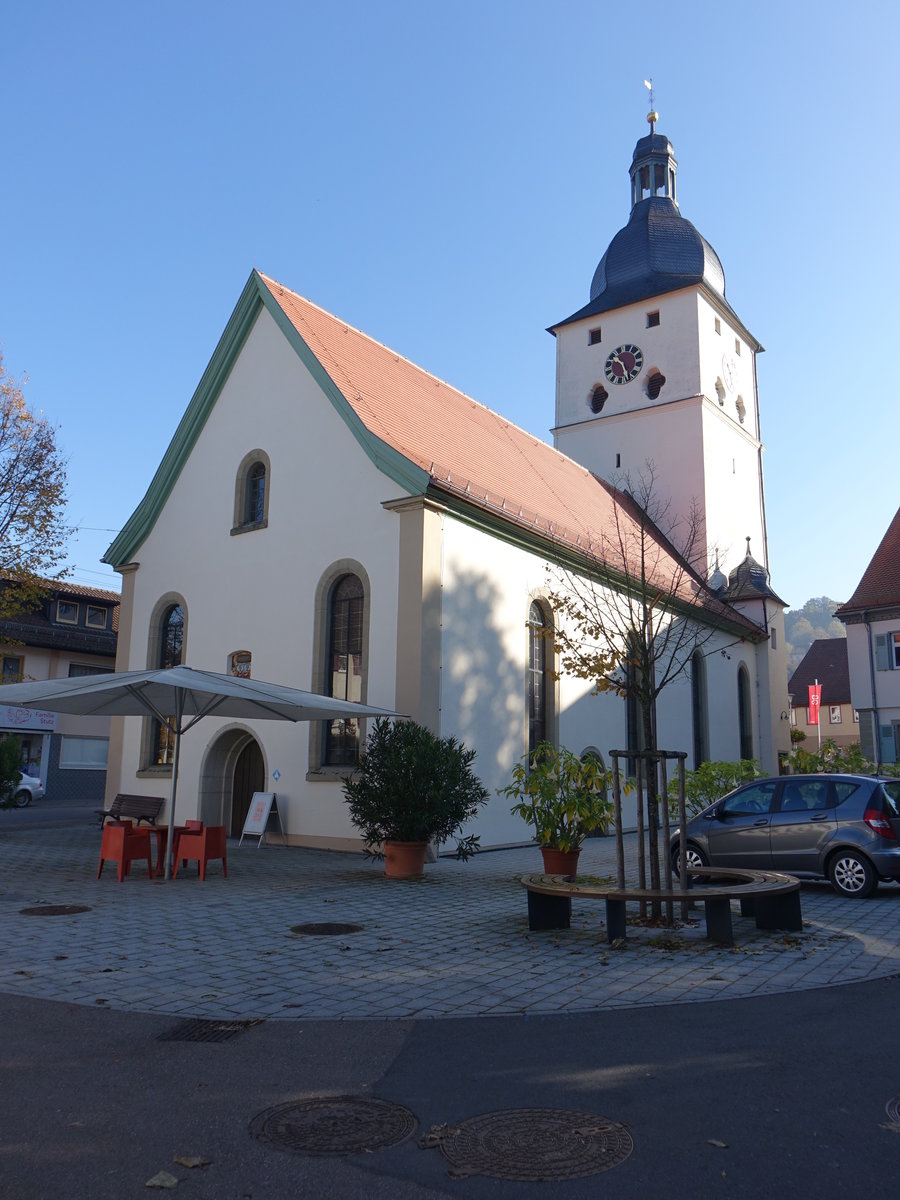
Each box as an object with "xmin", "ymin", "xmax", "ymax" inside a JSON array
[{"xmin": 2, "ymin": 825, "xmax": 899, "ymax": 1021}]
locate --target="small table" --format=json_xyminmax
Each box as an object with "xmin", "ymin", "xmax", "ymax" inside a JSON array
[{"xmin": 147, "ymin": 825, "xmax": 191, "ymax": 877}]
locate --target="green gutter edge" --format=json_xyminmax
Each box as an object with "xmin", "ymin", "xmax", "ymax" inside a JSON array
[{"xmin": 104, "ymin": 270, "xmax": 429, "ymax": 568}]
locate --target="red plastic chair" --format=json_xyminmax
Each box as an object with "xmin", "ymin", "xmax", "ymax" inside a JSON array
[
  {"xmin": 97, "ymin": 820, "xmax": 153, "ymax": 882},
  {"xmin": 173, "ymin": 824, "xmax": 228, "ymax": 881}
]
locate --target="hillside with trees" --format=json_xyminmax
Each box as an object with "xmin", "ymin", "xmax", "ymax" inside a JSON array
[{"xmin": 784, "ymin": 597, "xmax": 846, "ymax": 673}]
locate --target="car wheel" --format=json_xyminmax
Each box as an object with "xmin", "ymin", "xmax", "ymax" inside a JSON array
[
  {"xmin": 828, "ymin": 851, "xmax": 876, "ymax": 898},
  {"xmin": 671, "ymin": 843, "xmax": 708, "ymax": 879},
  {"xmin": 13, "ymin": 789, "xmax": 31, "ymax": 808}
]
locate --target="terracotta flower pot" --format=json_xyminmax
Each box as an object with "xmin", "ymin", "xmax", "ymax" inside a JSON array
[
  {"xmin": 540, "ymin": 846, "xmax": 581, "ymax": 878},
  {"xmin": 383, "ymin": 840, "xmax": 429, "ymax": 879}
]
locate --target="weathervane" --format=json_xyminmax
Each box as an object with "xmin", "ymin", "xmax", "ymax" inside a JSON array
[{"xmin": 644, "ymin": 78, "xmax": 658, "ymax": 132}]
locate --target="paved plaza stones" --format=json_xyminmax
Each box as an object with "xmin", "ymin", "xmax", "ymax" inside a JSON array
[{"xmin": 3, "ymin": 825, "xmax": 900, "ymax": 1021}]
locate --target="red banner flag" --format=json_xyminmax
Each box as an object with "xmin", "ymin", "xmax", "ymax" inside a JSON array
[{"xmin": 808, "ymin": 683, "xmax": 822, "ymax": 725}]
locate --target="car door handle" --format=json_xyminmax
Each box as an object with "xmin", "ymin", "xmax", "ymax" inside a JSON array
[
  {"xmin": 753, "ymin": 819, "xmax": 768, "ymax": 826},
  {"xmin": 810, "ymin": 814, "xmax": 829, "ymax": 821}
]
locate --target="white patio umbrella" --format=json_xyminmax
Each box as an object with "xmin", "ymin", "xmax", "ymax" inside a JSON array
[{"xmin": 0, "ymin": 665, "xmax": 400, "ymax": 877}]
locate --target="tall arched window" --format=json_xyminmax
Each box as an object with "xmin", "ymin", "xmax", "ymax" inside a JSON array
[
  {"xmin": 528, "ymin": 601, "xmax": 553, "ymax": 757},
  {"xmin": 232, "ymin": 450, "xmax": 270, "ymax": 532},
  {"xmin": 245, "ymin": 463, "xmax": 265, "ymax": 525},
  {"xmin": 153, "ymin": 603, "xmax": 184, "ymax": 766},
  {"xmin": 691, "ymin": 649, "xmax": 709, "ymax": 768},
  {"xmin": 738, "ymin": 664, "xmax": 753, "ymax": 761},
  {"xmin": 325, "ymin": 574, "xmax": 364, "ymax": 766}
]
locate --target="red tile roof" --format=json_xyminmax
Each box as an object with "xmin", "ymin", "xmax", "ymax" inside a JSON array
[
  {"xmin": 836, "ymin": 507, "xmax": 900, "ymax": 616},
  {"xmin": 259, "ymin": 273, "xmax": 761, "ymax": 634}
]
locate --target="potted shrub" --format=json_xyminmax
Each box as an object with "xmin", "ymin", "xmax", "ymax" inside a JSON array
[
  {"xmin": 502, "ymin": 742, "xmax": 613, "ymax": 876},
  {"xmin": 342, "ymin": 717, "xmax": 489, "ymax": 878}
]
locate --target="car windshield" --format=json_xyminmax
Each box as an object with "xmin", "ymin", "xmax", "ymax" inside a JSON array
[{"xmin": 878, "ymin": 780, "xmax": 900, "ymax": 818}]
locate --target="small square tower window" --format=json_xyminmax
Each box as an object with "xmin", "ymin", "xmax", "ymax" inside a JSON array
[
  {"xmin": 734, "ymin": 339, "xmax": 741, "ymax": 356},
  {"xmin": 589, "ymin": 327, "xmax": 602, "ymax": 346},
  {"xmin": 646, "ymin": 311, "xmax": 660, "ymax": 328},
  {"xmin": 714, "ymin": 318, "xmax": 721, "ymax": 335}
]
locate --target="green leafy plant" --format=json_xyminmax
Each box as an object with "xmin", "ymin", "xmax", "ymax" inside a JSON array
[
  {"xmin": 0, "ymin": 736, "xmax": 22, "ymax": 809},
  {"xmin": 788, "ymin": 738, "xmax": 900, "ymax": 777},
  {"xmin": 342, "ymin": 718, "xmax": 489, "ymax": 859},
  {"xmin": 501, "ymin": 743, "xmax": 614, "ymax": 852},
  {"xmin": 673, "ymin": 759, "xmax": 763, "ymax": 817}
]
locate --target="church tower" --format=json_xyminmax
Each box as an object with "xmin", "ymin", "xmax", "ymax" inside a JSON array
[{"xmin": 549, "ymin": 110, "xmax": 768, "ymax": 584}]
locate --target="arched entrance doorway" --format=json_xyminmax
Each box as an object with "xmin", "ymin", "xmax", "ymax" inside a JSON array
[
  {"xmin": 231, "ymin": 739, "xmax": 265, "ymax": 837},
  {"xmin": 197, "ymin": 728, "xmax": 265, "ymax": 835}
]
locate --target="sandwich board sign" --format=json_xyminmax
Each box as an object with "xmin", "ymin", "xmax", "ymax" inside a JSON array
[{"xmin": 239, "ymin": 792, "xmax": 284, "ymax": 847}]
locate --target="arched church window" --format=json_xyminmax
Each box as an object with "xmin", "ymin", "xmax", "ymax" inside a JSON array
[
  {"xmin": 232, "ymin": 450, "xmax": 271, "ymax": 533},
  {"xmin": 152, "ymin": 602, "xmax": 184, "ymax": 766},
  {"xmin": 738, "ymin": 665, "xmax": 753, "ymax": 761},
  {"xmin": 528, "ymin": 601, "xmax": 554, "ymax": 757},
  {"xmin": 325, "ymin": 574, "xmax": 365, "ymax": 766},
  {"xmin": 691, "ymin": 649, "xmax": 709, "ymax": 768}
]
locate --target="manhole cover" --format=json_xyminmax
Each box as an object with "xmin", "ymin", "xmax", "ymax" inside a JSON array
[
  {"xmin": 19, "ymin": 905, "xmax": 92, "ymax": 917},
  {"xmin": 290, "ymin": 922, "xmax": 364, "ymax": 936},
  {"xmin": 421, "ymin": 1108, "xmax": 633, "ymax": 1181},
  {"xmin": 250, "ymin": 1095, "xmax": 417, "ymax": 1156},
  {"xmin": 157, "ymin": 1018, "xmax": 262, "ymax": 1043}
]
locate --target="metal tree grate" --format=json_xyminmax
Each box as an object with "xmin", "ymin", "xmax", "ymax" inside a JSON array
[
  {"xmin": 251, "ymin": 1095, "xmax": 417, "ymax": 1156},
  {"xmin": 420, "ymin": 1108, "xmax": 634, "ymax": 1181},
  {"xmin": 157, "ymin": 1018, "xmax": 262, "ymax": 1043}
]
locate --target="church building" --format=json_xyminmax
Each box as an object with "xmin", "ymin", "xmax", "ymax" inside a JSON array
[{"xmin": 104, "ymin": 113, "xmax": 790, "ymax": 848}]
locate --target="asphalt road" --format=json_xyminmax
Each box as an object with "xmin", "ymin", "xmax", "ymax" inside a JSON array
[
  {"xmin": 0, "ymin": 790, "xmax": 99, "ymax": 831},
  {"xmin": 5, "ymin": 972, "xmax": 900, "ymax": 1198}
]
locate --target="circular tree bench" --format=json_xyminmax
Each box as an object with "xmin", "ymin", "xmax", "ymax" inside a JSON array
[{"xmin": 521, "ymin": 867, "xmax": 803, "ymax": 947}]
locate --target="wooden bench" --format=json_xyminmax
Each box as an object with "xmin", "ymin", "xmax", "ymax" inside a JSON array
[
  {"xmin": 95, "ymin": 793, "xmax": 166, "ymax": 828},
  {"xmin": 521, "ymin": 866, "xmax": 803, "ymax": 947}
]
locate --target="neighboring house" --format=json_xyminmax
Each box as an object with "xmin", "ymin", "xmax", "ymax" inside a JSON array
[
  {"xmin": 0, "ymin": 580, "xmax": 119, "ymax": 798},
  {"xmin": 836, "ymin": 507, "xmax": 900, "ymax": 765},
  {"xmin": 788, "ymin": 638, "xmax": 857, "ymax": 750},
  {"xmin": 102, "ymin": 116, "xmax": 790, "ymax": 848}
]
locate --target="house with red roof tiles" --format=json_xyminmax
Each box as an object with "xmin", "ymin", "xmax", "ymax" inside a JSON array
[
  {"xmin": 102, "ymin": 120, "xmax": 791, "ymax": 847},
  {"xmin": 836, "ymin": 507, "xmax": 900, "ymax": 765},
  {"xmin": 0, "ymin": 579, "xmax": 119, "ymax": 798},
  {"xmin": 788, "ymin": 638, "xmax": 856, "ymax": 751}
]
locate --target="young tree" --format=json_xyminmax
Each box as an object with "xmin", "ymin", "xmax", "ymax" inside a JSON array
[
  {"xmin": 0, "ymin": 355, "xmax": 70, "ymax": 619},
  {"xmin": 548, "ymin": 465, "xmax": 739, "ymax": 906}
]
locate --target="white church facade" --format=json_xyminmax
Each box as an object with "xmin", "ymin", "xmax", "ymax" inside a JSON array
[{"xmin": 104, "ymin": 117, "xmax": 791, "ymax": 848}]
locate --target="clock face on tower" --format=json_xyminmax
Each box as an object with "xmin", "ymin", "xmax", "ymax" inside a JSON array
[{"xmin": 604, "ymin": 344, "xmax": 644, "ymax": 385}]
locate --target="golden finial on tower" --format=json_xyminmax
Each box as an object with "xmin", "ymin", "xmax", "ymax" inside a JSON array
[{"xmin": 644, "ymin": 78, "xmax": 658, "ymax": 132}]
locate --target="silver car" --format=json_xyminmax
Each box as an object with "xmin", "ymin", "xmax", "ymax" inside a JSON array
[
  {"xmin": 11, "ymin": 772, "xmax": 44, "ymax": 808},
  {"xmin": 670, "ymin": 774, "xmax": 900, "ymax": 898}
]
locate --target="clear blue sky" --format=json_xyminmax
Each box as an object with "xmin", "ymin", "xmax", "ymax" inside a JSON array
[{"xmin": 4, "ymin": 0, "xmax": 897, "ymax": 610}]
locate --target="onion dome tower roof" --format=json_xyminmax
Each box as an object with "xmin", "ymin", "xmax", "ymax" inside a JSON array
[
  {"xmin": 551, "ymin": 114, "xmax": 758, "ymax": 346},
  {"xmin": 723, "ymin": 539, "xmax": 786, "ymax": 606}
]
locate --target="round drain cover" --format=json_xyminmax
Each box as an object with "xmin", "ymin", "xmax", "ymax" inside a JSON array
[
  {"xmin": 251, "ymin": 1095, "xmax": 416, "ymax": 1156},
  {"xmin": 427, "ymin": 1108, "xmax": 633, "ymax": 1181},
  {"xmin": 290, "ymin": 922, "xmax": 364, "ymax": 936},
  {"xmin": 19, "ymin": 905, "xmax": 91, "ymax": 917}
]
